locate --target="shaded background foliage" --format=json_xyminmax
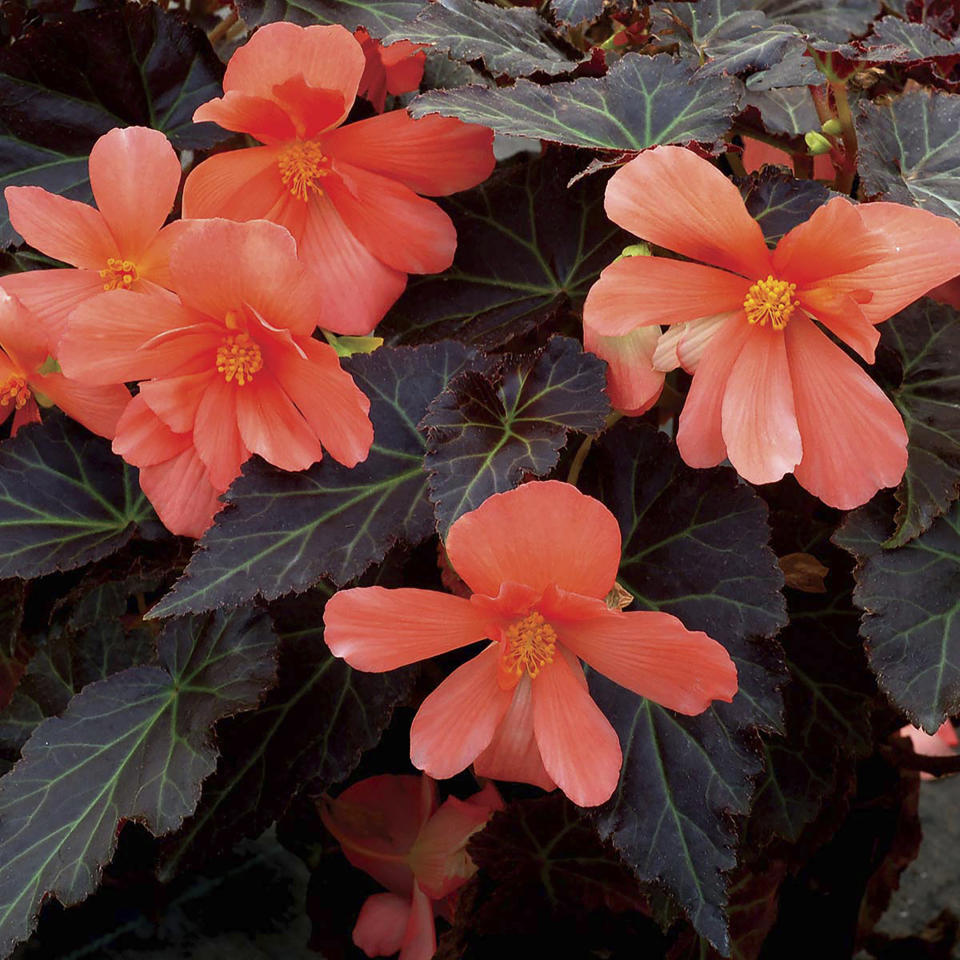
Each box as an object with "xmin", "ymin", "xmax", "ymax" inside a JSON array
[{"xmin": 1, "ymin": 0, "xmax": 960, "ymax": 957}]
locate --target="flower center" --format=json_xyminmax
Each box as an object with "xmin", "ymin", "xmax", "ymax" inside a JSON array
[
  {"xmin": 0, "ymin": 375, "xmax": 29, "ymax": 410},
  {"xmin": 743, "ymin": 275, "xmax": 799, "ymax": 331},
  {"xmin": 502, "ymin": 611, "xmax": 557, "ymax": 680},
  {"xmin": 277, "ymin": 140, "xmax": 331, "ymax": 202},
  {"xmin": 216, "ymin": 332, "xmax": 263, "ymax": 386},
  {"xmin": 99, "ymin": 258, "xmax": 139, "ymax": 292}
]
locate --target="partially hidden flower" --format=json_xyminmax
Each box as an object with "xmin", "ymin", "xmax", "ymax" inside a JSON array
[
  {"xmin": 323, "ymin": 480, "xmax": 738, "ymax": 808},
  {"xmin": 355, "ymin": 28, "xmax": 427, "ymax": 113},
  {"xmin": 3, "ymin": 126, "xmax": 185, "ymax": 341},
  {"xmin": 182, "ymin": 22, "xmax": 495, "ymax": 335},
  {"xmin": 322, "ymin": 774, "xmax": 501, "ymax": 960},
  {"xmin": 741, "ymin": 138, "xmax": 834, "ymax": 180},
  {"xmin": 583, "ymin": 145, "xmax": 960, "ymax": 509},
  {"xmin": 58, "ymin": 218, "xmax": 373, "ymax": 538},
  {"xmin": 0, "ymin": 291, "xmax": 129, "ymax": 438},
  {"xmin": 901, "ymin": 721, "xmax": 959, "ymax": 781}
]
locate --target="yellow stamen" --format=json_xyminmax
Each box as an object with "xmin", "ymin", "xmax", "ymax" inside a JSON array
[
  {"xmin": 99, "ymin": 258, "xmax": 139, "ymax": 292},
  {"xmin": 502, "ymin": 611, "xmax": 557, "ymax": 680},
  {"xmin": 0, "ymin": 376, "xmax": 30, "ymax": 410},
  {"xmin": 216, "ymin": 332, "xmax": 263, "ymax": 386},
  {"xmin": 743, "ymin": 275, "xmax": 799, "ymax": 330},
  {"xmin": 277, "ymin": 140, "xmax": 331, "ymax": 201}
]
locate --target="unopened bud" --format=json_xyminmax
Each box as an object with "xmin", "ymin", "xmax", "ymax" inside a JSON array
[
  {"xmin": 804, "ymin": 131, "xmax": 833, "ymax": 155},
  {"xmin": 821, "ymin": 118, "xmax": 843, "ymax": 136},
  {"xmin": 615, "ymin": 242, "xmax": 652, "ymax": 262},
  {"xmin": 325, "ymin": 335, "xmax": 384, "ymax": 358}
]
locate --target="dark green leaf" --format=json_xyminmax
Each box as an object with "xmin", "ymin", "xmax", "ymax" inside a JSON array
[
  {"xmin": 0, "ymin": 607, "xmax": 278, "ymax": 957},
  {"xmin": 235, "ymin": 0, "xmax": 424, "ymax": 35},
  {"xmin": 381, "ymin": 151, "xmax": 628, "ymax": 350},
  {"xmin": 881, "ymin": 299, "xmax": 960, "ymax": 548},
  {"xmin": 863, "ymin": 16, "xmax": 960, "ymax": 60},
  {"xmin": 835, "ymin": 496, "xmax": 960, "ymax": 733},
  {"xmin": 424, "ymin": 337, "xmax": 609, "ymax": 530},
  {"xmin": 149, "ymin": 343, "xmax": 475, "ymax": 618},
  {"xmin": 160, "ymin": 587, "xmax": 415, "ymax": 875},
  {"xmin": 653, "ymin": 1, "xmax": 805, "ymax": 79},
  {"xmin": 751, "ymin": 0, "xmax": 880, "ymax": 42},
  {"xmin": 409, "ymin": 53, "xmax": 741, "ymax": 151},
  {"xmin": 743, "ymin": 85, "xmax": 821, "ymax": 134},
  {"xmin": 740, "ymin": 168, "xmax": 831, "ymax": 244},
  {"xmin": 0, "ymin": 3, "xmax": 227, "ymax": 246},
  {"xmin": 0, "ymin": 413, "xmax": 153, "ymax": 580},
  {"xmin": 582, "ymin": 422, "xmax": 786, "ymax": 952},
  {"xmin": 857, "ymin": 86, "xmax": 960, "ymax": 220},
  {"xmin": 743, "ymin": 45, "xmax": 823, "ymax": 89},
  {"xmin": 384, "ymin": 0, "xmax": 581, "ymax": 78},
  {"xmin": 549, "ymin": 0, "xmax": 604, "ymax": 26}
]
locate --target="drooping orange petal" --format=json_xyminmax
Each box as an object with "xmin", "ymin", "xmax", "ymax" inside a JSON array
[
  {"xmin": 139, "ymin": 373, "xmax": 211, "ymax": 433},
  {"xmin": 582, "ymin": 320, "xmax": 664, "ymax": 416},
  {"xmin": 192, "ymin": 375, "xmax": 248, "ymax": 491},
  {"xmin": 410, "ymin": 644, "xmax": 512, "ymax": 779},
  {"xmin": 787, "ymin": 315, "xmax": 907, "ymax": 509},
  {"xmin": 322, "ymin": 111, "xmax": 495, "ymax": 197},
  {"xmin": 267, "ymin": 335, "xmax": 373, "ymax": 468},
  {"xmin": 323, "ymin": 586, "xmax": 493, "ymax": 671},
  {"xmin": 327, "ymin": 161, "xmax": 457, "ymax": 274},
  {"xmin": 399, "ymin": 883, "xmax": 436, "ymax": 960},
  {"xmin": 299, "ymin": 193, "xmax": 408, "ymax": 335},
  {"xmin": 10, "ymin": 398, "xmax": 40, "ymax": 436},
  {"xmin": 676, "ymin": 316, "xmax": 750, "ymax": 469},
  {"xmin": 827, "ymin": 202, "xmax": 960, "ymax": 324},
  {"xmin": 35, "ymin": 374, "xmax": 130, "ymax": 440},
  {"xmin": 88, "ymin": 127, "xmax": 181, "ymax": 259},
  {"xmin": 445, "ymin": 480, "xmax": 622, "ymax": 600},
  {"xmin": 772, "ymin": 196, "xmax": 891, "ymax": 287},
  {"xmin": 235, "ymin": 371, "xmax": 323, "ymax": 471},
  {"xmin": 112, "ymin": 394, "xmax": 193, "ymax": 467},
  {"xmin": 5, "ymin": 186, "xmax": 117, "ymax": 269},
  {"xmin": 0, "ymin": 269, "xmax": 106, "ymax": 343},
  {"xmin": 193, "ymin": 91, "xmax": 298, "ymax": 144},
  {"xmin": 181, "ymin": 145, "xmax": 286, "ymax": 223},
  {"xmin": 604, "ymin": 145, "xmax": 771, "ymax": 278},
  {"xmin": 741, "ymin": 139, "xmax": 834, "ymax": 179},
  {"xmin": 721, "ymin": 324, "xmax": 802, "ymax": 485},
  {"xmin": 532, "ymin": 649, "xmax": 622, "ymax": 808},
  {"xmin": 169, "ymin": 218, "xmax": 322, "ymax": 337},
  {"xmin": 798, "ymin": 287, "xmax": 879, "ymax": 362},
  {"xmin": 473, "ymin": 675, "xmax": 556, "ymax": 792},
  {"xmin": 0, "ymin": 291, "xmax": 51, "ymax": 371},
  {"xmin": 139, "ymin": 445, "xmax": 223, "ymax": 538},
  {"xmin": 560, "ymin": 610, "xmax": 738, "ymax": 715},
  {"xmin": 582, "ymin": 255, "xmax": 752, "ymax": 338},
  {"xmin": 352, "ymin": 893, "xmax": 410, "ymax": 959},
  {"xmin": 382, "ymin": 41, "xmax": 427, "ymax": 94}
]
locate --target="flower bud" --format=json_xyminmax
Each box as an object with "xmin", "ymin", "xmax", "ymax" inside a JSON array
[{"xmin": 804, "ymin": 131, "xmax": 833, "ymax": 155}]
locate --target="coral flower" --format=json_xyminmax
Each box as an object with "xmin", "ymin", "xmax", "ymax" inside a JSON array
[
  {"xmin": 324, "ymin": 481, "xmax": 737, "ymax": 808},
  {"xmin": 181, "ymin": 22, "xmax": 495, "ymax": 335},
  {"xmin": 741, "ymin": 138, "xmax": 834, "ymax": 180},
  {"xmin": 355, "ymin": 28, "xmax": 427, "ymax": 112},
  {"xmin": 58, "ymin": 218, "xmax": 373, "ymax": 538},
  {"xmin": 3, "ymin": 127, "xmax": 186, "ymax": 341},
  {"xmin": 583, "ymin": 145, "xmax": 960, "ymax": 509},
  {"xmin": 322, "ymin": 774, "xmax": 501, "ymax": 960},
  {"xmin": 0, "ymin": 291, "xmax": 129, "ymax": 438},
  {"xmin": 901, "ymin": 722, "xmax": 958, "ymax": 780}
]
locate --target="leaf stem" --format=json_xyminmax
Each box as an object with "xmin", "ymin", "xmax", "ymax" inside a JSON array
[
  {"xmin": 208, "ymin": 10, "xmax": 238, "ymax": 46},
  {"xmin": 828, "ymin": 81, "xmax": 858, "ymax": 195},
  {"xmin": 566, "ymin": 411, "xmax": 623, "ymax": 487}
]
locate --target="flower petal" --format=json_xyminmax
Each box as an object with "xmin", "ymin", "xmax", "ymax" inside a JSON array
[
  {"xmin": 88, "ymin": 127, "xmax": 181, "ymax": 259},
  {"xmin": 399, "ymin": 883, "xmax": 436, "ymax": 960},
  {"xmin": 181, "ymin": 145, "xmax": 285, "ymax": 222},
  {"xmin": 410, "ymin": 644, "xmax": 513, "ymax": 779},
  {"xmin": 138, "ymin": 372, "xmax": 212, "ymax": 433},
  {"xmin": 532, "ymin": 649, "xmax": 622, "ymax": 808},
  {"xmin": 582, "ymin": 320, "xmax": 664, "ymax": 416},
  {"xmin": 327, "ymin": 160, "xmax": 456, "ymax": 274},
  {"xmin": 353, "ymin": 893, "xmax": 409, "ymax": 958},
  {"xmin": 139, "ymin": 445, "xmax": 222, "ymax": 538},
  {"xmin": 653, "ymin": 312, "xmax": 735, "ymax": 374},
  {"xmin": 267, "ymin": 334, "xmax": 372, "ymax": 468},
  {"xmin": 582, "ymin": 255, "xmax": 752, "ymax": 338},
  {"xmin": 112, "ymin": 393, "xmax": 192, "ymax": 466},
  {"xmin": 788, "ymin": 315, "xmax": 907, "ymax": 509},
  {"xmin": 0, "ymin": 269, "xmax": 107, "ymax": 343},
  {"xmin": 5, "ymin": 186, "xmax": 117, "ymax": 269},
  {"xmin": 192, "ymin": 374, "xmax": 248, "ymax": 491},
  {"xmin": 560, "ymin": 610, "xmax": 738, "ymax": 714},
  {"xmin": 235, "ymin": 371, "xmax": 323, "ymax": 471},
  {"xmin": 323, "ymin": 586, "xmax": 493, "ymax": 671},
  {"xmin": 721, "ymin": 325, "xmax": 802, "ymax": 485},
  {"xmin": 193, "ymin": 91, "xmax": 298, "ymax": 144},
  {"xmin": 676, "ymin": 316, "xmax": 750, "ymax": 469},
  {"xmin": 322, "ymin": 111, "xmax": 494, "ymax": 197},
  {"xmin": 798, "ymin": 286, "xmax": 879, "ymax": 362},
  {"xmin": 10, "ymin": 399, "xmax": 40, "ymax": 436},
  {"xmin": 604, "ymin": 145, "xmax": 771, "ymax": 277},
  {"xmin": 36, "ymin": 374, "xmax": 130, "ymax": 439},
  {"xmin": 444, "ymin": 480, "xmax": 622, "ymax": 599},
  {"xmin": 473, "ymin": 675, "xmax": 556, "ymax": 792}
]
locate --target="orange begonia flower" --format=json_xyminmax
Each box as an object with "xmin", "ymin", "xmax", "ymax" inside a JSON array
[
  {"xmin": 583, "ymin": 146, "xmax": 960, "ymax": 509},
  {"xmin": 3, "ymin": 126, "xmax": 186, "ymax": 341},
  {"xmin": 181, "ymin": 22, "xmax": 495, "ymax": 336},
  {"xmin": 0, "ymin": 291, "xmax": 129, "ymax": 438},
  {"xmin": 741, "ymin": 138, "xmax": 834, "ymax": 180},
  {"xmin": 323, "ymin": 481, "xmax": 738, "ymax": 808},
  {"xmin": 322, "ymin": 774, "xmax": 501, "ymax": 960},
  {"xmin": 354, "ymin": 28, "xmax": 427, "ymax": 113},
  {"xmin": 900, "ymin": 722, "xmax": 958, "ymax": 781},
  {"xmin": 58, "ymin": 218, "xmax": 373, "ymax": 538}
]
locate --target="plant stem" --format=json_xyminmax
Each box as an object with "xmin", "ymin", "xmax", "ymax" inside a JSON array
[
  {"xmin": 566, "ymin": 412, "xmax": 623, "ymax": 487},
  {"xmin": 208, "ymin": 10, "xmax": 238, "ymax": 46},
  {"xmin": 828, "ymin": 81, "xmax": 858, "ymax": 195}
]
